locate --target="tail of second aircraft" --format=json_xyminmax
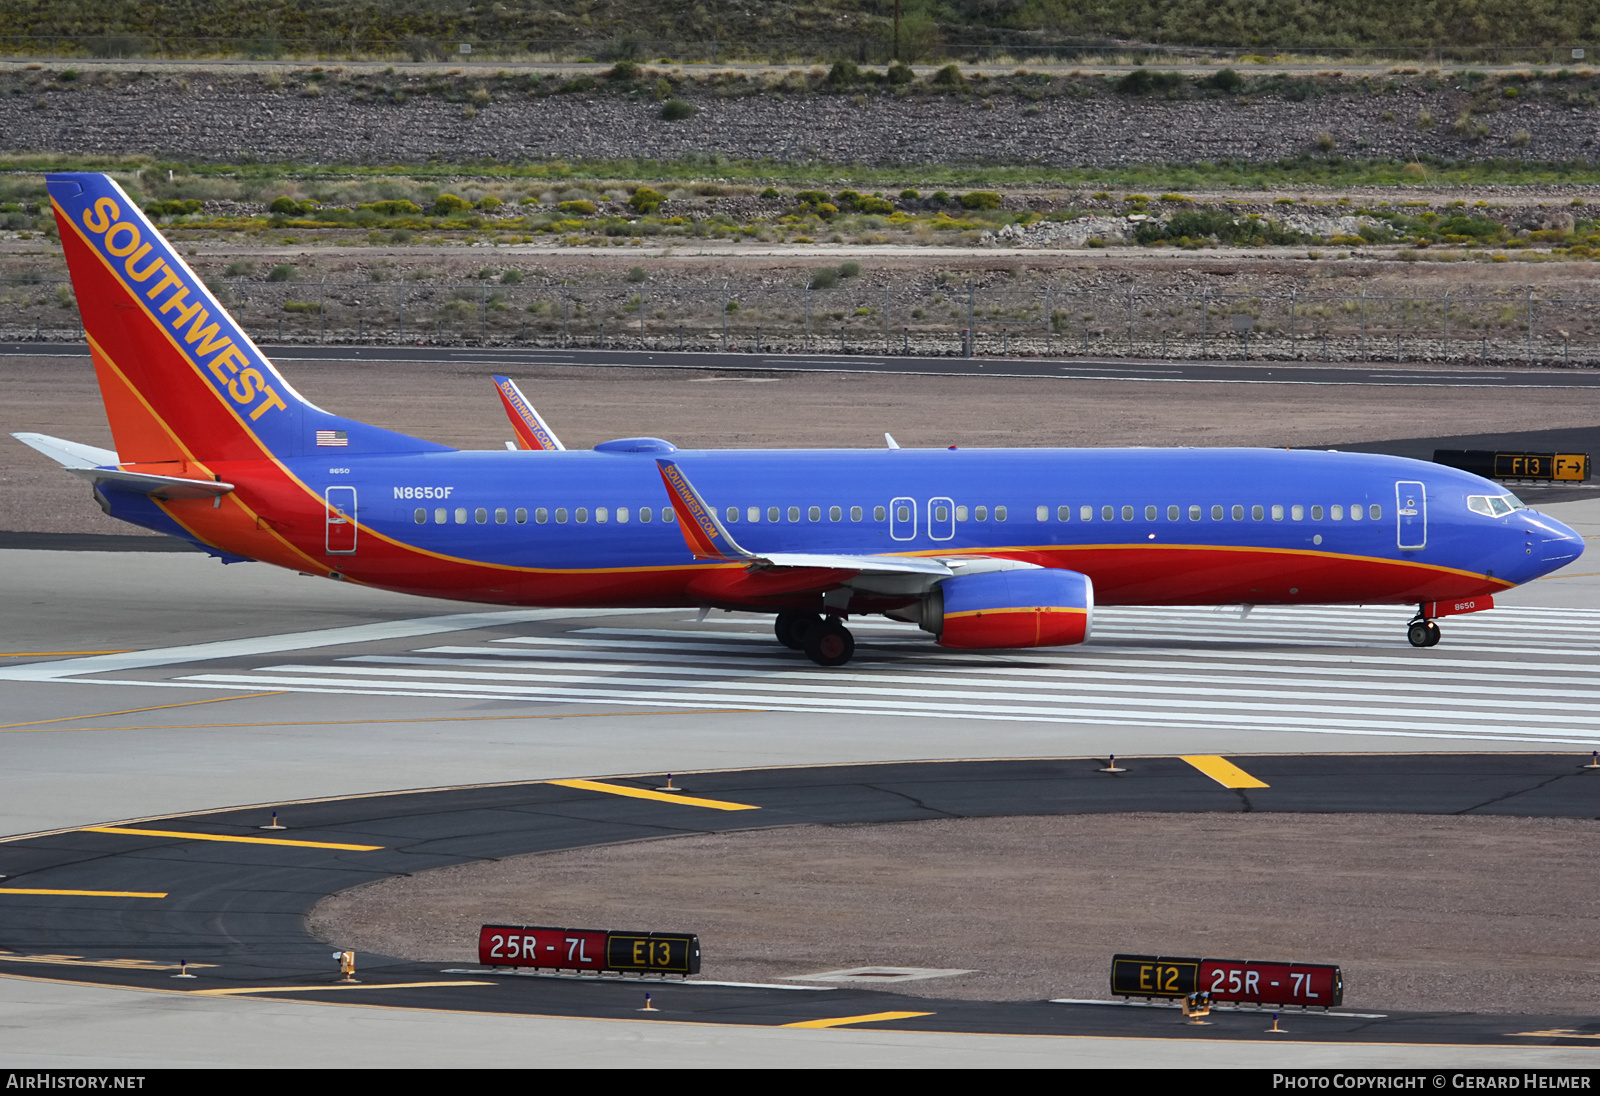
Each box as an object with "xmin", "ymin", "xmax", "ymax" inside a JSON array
[{"xmin": 46, "ymin": 172, "xmax": 444, "ymax": 466}]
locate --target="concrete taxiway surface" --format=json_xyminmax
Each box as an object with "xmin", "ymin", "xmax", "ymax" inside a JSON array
[{"xmin": 0, "ymin": 496, "xmax": 1594, "ymax": 1066}]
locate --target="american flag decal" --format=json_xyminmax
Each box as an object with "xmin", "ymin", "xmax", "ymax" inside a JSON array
[{"xmin": 316, "ymin": 430, "xmax": 349, "ymax": 447}]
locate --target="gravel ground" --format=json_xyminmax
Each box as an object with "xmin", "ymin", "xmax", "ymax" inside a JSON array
[
  {"xmin": 309, "ymin": 812, "xmax": 1600, "ymax": 1012},
  {"xmin": 9, "ymin": 353, "xmax": 1600, "ymax": 534},
  {"xmin": 4, "ymin": 71, "xmax": 1595, "ymax": 166}
]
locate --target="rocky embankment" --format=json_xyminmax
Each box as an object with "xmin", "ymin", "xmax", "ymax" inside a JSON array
[{"xmin": 3, "ymin": 67, "xmax": 1597, "ymax": 166}]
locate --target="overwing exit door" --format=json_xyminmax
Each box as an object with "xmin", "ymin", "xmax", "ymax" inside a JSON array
[
  {"xmin": 890, "ymin": 496, "xmax": 917, "ymax": 541},
  {"xmin": 1395, "ymin": 480, "xmax": 1426, "ymax": 550},
  {"xmin": 326, "ymin": 486, "xmax": 357, "ymax": 555}
]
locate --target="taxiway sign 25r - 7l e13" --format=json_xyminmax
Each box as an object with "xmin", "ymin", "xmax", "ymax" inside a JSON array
[{"xmin": 14, "ymin": 173, "xmax": 1587, "ymax": 665}]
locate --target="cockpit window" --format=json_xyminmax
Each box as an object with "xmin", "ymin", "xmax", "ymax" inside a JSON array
[{"xmin": 1468, "ymin": 494, "xmax": 1526, "ymax": 517}]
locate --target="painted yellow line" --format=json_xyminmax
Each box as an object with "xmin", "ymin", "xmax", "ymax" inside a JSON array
[
  {"xmin": 84, "ymin": 826, "xmax": 383, "ymax": 851},
  {"xmin": 0, "ymin": 692, "xmax": 281, "ymax": 731},
  {"xmin": 0, "ymin": 952, "xmax": 214, "ymax": 972},
  {"xmin": 0, "ymin": 888, "xmax": 166, "ymax": 898},
  {"xmin": 1508, "ymin": 1029, "xmax": 1600, "ymax": 1039},
  {"xmin": 546, "ymin": 778, "xmax": 760, "ymax": 811},
  {"xmin": 1181, "ymin": 755, "xmax": 1270, "ymax": 790},
  {"xmin": 194, "ymin": 980, "xmax": 493, "ymax": 996},
  {"xmin": 782, "ymin": 1011, "xmax": 935, "ymax": 1029}
]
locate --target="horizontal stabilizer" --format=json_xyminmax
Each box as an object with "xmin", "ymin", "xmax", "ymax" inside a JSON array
[
  {"xmin": 12, "ymin": 431, "xmax": 118, "ymax": 469},
  {"xmin": 66, "ymin": 466, "xmax": 234, "ymax": 500},
  {"xmin": 13, "ymin": 432, "xmax": 233, "ymax": 499}
]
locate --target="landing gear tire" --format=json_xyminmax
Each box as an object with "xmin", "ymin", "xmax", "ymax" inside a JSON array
[
  {"xmin": 1408, "ymin": 620, "xmax": 1442, "ymax": 648},
  {"xmin": 803, "ymin": 619, "xmax": 855, "ymax": 667},
  {"xmin": 775, "ymin": 612, "xmax": 821, "ymax": 651}
]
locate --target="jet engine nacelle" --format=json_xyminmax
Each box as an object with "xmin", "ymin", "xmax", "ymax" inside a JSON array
[{"xmin": 895, "ymin": 568, "xmax": 1094, "ymax": 649}]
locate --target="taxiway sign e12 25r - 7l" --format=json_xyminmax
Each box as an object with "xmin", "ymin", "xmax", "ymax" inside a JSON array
[{"xmin": 13, "ymin": 173, "xmax": 1585, "ymax": 665}]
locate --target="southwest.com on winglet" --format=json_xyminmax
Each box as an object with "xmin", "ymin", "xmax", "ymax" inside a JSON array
[{"xmin": 12, "ymin": 172, "xmax": 1585, "ymax": 666}]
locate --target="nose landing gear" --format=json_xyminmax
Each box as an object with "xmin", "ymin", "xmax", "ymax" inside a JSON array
[
  {"xmin": 773, "ymin": 611, "xmax": 855, "ymax": 666},
  {"xmin": 1407, "ymin": 617, "xmax": 1442, "ymax": 648}
]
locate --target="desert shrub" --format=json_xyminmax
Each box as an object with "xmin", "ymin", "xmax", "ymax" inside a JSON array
[
  {"xmin": 433, "ymin": 193, "xmax": 472, "ymax": 215},
  {"xmin": 1314, "ymin": 131, "xmax": 1336, "ymax": 151},
  {"xmin": 559, "ymin": 75, "xmax": 597, "ymax": 94},
  {"xmin": 629, "ymin": 187, "xmax": 667, "ymax": 214},
  {"xmin": 833, "ymin": 190, "xmax": 864, "ymax": 210},
  {"xmin": 760, "ymin": 187, "xmax": 781, "ymax": 198},
  {"xmin": 810, "ymin": 267, "xmax": 839, "ymax": 289},
  {"xmin": 1435, "ymin": 215, "xmax": 1502, "ymax": 239},
  {"xmin": 476, "ymin": 196, "xmax": 502, "ymax": 212},
  {"xmin": 838, "ymin": 260, "xmax": 861, "ymax": 278},
  {"xmin": 1204, "ymin": 68, "xmax": 1243, "ymax": 92},
  {"xmin": 652, "ymin": 77, "xmax": 672, "ymax": 100},
  {"xmin": 268, "ymin": 196, "xmax": 312, "ymax": 215},
  {"xmin": 224, "ymin": 261, "xmax": 253, "ymax": 277},
  {"xmin": 147, "ymin": 198, "xmax": 202, "ymax": 216},
  {"xmin": 794, "ymin": 190, "xmax": 829, "ymax": 205},
  {"xmin": 887, "ymin": 62, "xmax": 913, "ymax": 85},
  {"xmin": 557, "ymin": 200, "xmax": 597, "ymax": 215},
  {"xmin": 501, "ymin": 269, "xmax": 524, "ymax": 284},
  {"xmin": 827, "ymin": 59, "xmax": 860, "ymax": 86},
  {"xmin": 607, "ymin": 60, "xmax": 640, "ymax": 82},
  {"xmin": 627, "ymin": 266, "xmax": 647, "ymax": 282},
  {"xmin": 900, "ymin": 189, "xmax": 921, "ymax": 200},
  {"xmin": 267, "ymin": 264, "xmax": 296, "ymax": 282},
  {"xmin": 359, "ymin": 199, "xmax": 422, "ymax": 215},
  {"xmin": 661, "ymin": 98, "xmax": 695, "ymax": 121},
  {"xmin": 959, "ymin": 191, "xmax": 1002, "ymax": 210},
  {"xmin": 930, "ymin": 63, "xmax": 964, "ymax": 86},
  {"xmin": 930, "ymin": 190, "xmax": 951, "ymax": 205},
  {"xmin": 1116, "ymin": 69, "xmax": 1184, "ymax": 95},
  {"xmin": 858, "ymin": 196, "xmax": 895, "ymax": 214},
  {"xmin": 282, "ymin": 300, "xmax": 321, "ymax": 314}
]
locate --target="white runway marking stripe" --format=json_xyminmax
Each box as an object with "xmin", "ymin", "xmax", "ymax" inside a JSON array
[
  {"xmin": 47, "ymin": 603, "xmax": 1598, "ymax": 744},
  {"xmin": 352, "ymin": 653, "xmax": 1600, "ymax": 705},
  {"xmin": 222, "ymin": 660, "xmax": 1596, "ymax": 728}
]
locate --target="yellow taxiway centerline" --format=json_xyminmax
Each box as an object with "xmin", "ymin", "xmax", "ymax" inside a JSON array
[
  {"xmin": 0, "ymin": 888, "xmax": 166, "ymax": 898},
  {"xmin": 83, "ymin": 826, "xmax": 383, "ymax": 851},
  {"xmin": 545, "ymin": 778, "xmax": 760, "ymax": 811},
  {"xmin": 782, "ymin": 1011, "xmax": 935, "ymax": 1029},
  {"xmin": 0, "ymin": 952, "xmax": 215, "ymax": 971},
  {"xmin": 194, "ymin": 981, "xmax": 493, "ymax": 996},
  {"xmin": 1180, "ymin": 755, "xmax": 1270, "ymax": 789},
  {"xmin": 0, "ymin": 692, "xmax": 281, "ymax": 731}
]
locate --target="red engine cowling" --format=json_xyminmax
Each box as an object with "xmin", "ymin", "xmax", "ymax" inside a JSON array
[{"xmin": 934, "ymin": 568, "xmax": 1094, "ymax": 649}]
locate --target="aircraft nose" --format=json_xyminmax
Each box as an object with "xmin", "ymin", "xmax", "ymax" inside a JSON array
[{"xmin": 1523, "ymin": 512, "xmax": 1585, "ymax": 575}]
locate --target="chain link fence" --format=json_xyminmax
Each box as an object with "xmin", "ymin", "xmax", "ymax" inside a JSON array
[{"xmin": 7, "ymin": 276, "xmax": 1599, "ymax": 367}]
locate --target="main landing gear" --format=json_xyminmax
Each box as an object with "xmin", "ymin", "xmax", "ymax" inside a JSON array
[
  {"xmin": 774, "ymin": 611, "xmax": 856, "ymax": 667},
  {"xmin": 1407, "ymin": 617, "xmax": 1442, "ymax": 648}
]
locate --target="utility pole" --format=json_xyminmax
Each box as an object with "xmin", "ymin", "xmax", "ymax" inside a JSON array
[{"xmin": 894, "ymin": 0, "xmax": 901, "ymax": 62}]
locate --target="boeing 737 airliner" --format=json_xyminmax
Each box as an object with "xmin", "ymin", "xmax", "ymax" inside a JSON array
[{"xmin": 13, "ymin": 173, "xmax": 1586, "ymax": 665}]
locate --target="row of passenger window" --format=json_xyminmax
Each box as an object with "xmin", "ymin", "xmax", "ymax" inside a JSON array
[
  {"xmin": 412, "ymin": 501, "xmax": 1383, "ymax": 528},
  {"xmin": 1042, "ymin": 503, "xmax": 1382, "ymax": 522},
  {"xmin": 413, "ymin": 506, "xmax": 680, "ymax": 525}
]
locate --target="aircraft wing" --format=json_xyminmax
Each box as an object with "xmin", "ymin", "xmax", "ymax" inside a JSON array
[
  {"xmin": 493, "ymin": 376, "xmax": 565, "ymax": 451},
  {"xmin": 13, "ymin": 432, "xmax": 234, "ymax": 499},
  {"xmin": 654, "ymin": 457, "xmax": 955, "ymax": 595}
]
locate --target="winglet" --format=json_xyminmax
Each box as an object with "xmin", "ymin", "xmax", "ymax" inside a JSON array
[
  {"xmin": 885, "ymin": 432, "xmax": 900, "ymax": 450},
  {"xmin": 655, "ymin": 459, "xmax": 753, "ymax": 562},
  {"xmin": 492, "ymin": 376, "xmax": 565, "ymax": 451}
]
